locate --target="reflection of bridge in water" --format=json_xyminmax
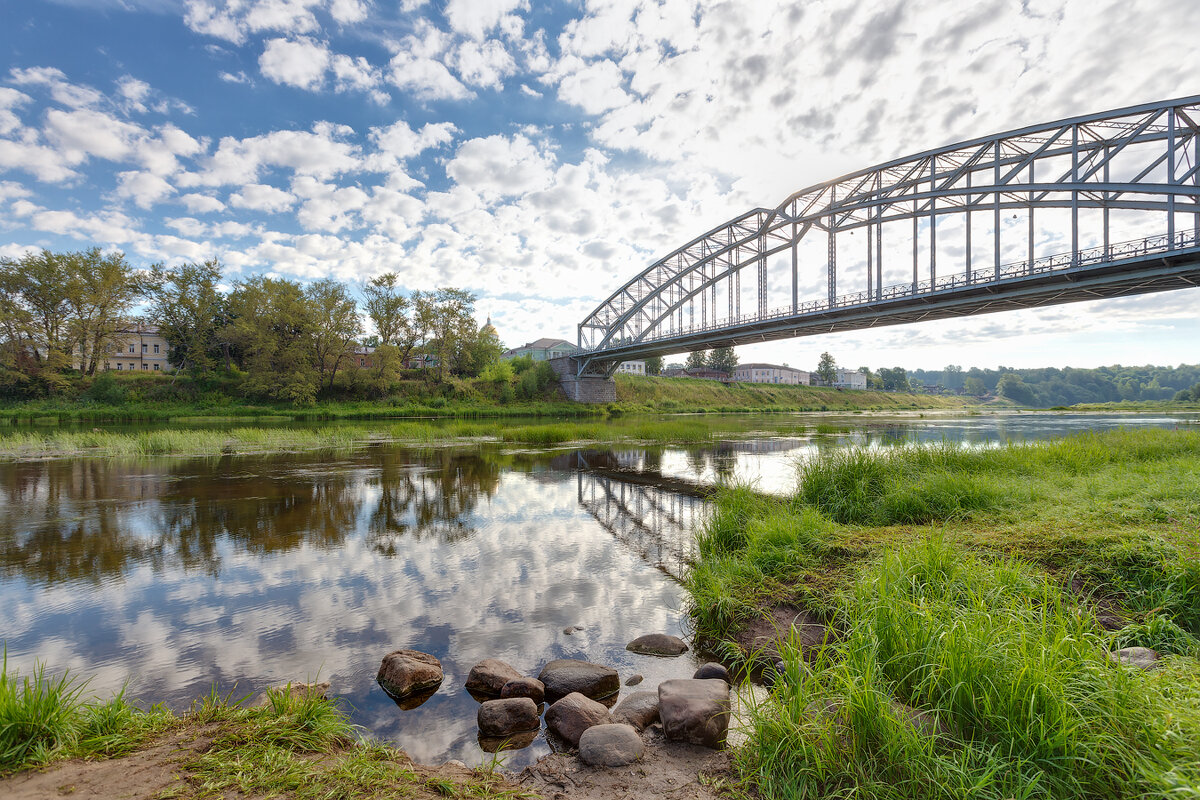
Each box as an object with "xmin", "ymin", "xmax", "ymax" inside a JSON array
[{"xmin": 571, "ymin": 450, "xmax": 710, "ymax": 581}]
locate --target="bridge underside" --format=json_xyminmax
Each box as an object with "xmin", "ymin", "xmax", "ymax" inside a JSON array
[{"xmin": 577, "ymin": 249, "xmax": 1200, "ymax": 374}]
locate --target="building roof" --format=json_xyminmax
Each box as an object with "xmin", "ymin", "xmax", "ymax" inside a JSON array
[
  {"xmin": 522, "ymin": 337, "xmax": 575, "ymax": 350},
  {"xmin": 737, "ymin": 362, "xmax": 806, "ymax": 372}
]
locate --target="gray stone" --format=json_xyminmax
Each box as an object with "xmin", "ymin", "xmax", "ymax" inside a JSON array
[
  {"xmin": 578, "ymin": 723, "xmax": 645, "ymax": 767},
  {"xmin": 478, "ymin": 729, "xmax": 538, "ymax": 753},
  {"xmin": 477, "ymin": 697, "xmax": 540, "ymax": 737},
  {"xmin": 890, "ymin": 701, "xmax": 955, "ymax": 740},
  {"xmin": 658, "ymin": 679, "xmax": 730, "ymax": 749},
  {"xmin": 249, "ymin": 681, "xmax": 331, "ymax": 709},
  {"xmin": 1109, "ymin": 646, "xmax": 1161, "ymax": 670},
  {"xmin": 377, "ymin": 650, "xmax": 443, "ymax": 699},
  {"xmin": 465, "ymin": 658, "xmax": 523, "ymax": 696},
  {"xmin": 693, "ymin": 663, "xmax": 731, "ymax": 683},
  {"xmin": 538, "ymin": 659, "xmax": 620, "ymax": 701},
  {"xmin": 500, "ymin": 677, "xmax": 545, "ymax": 704},
  {"xmin": 625, "ymin": 633, "xmax": 689, "ymax": 657},
  {"xmin": 610, "ymin": 690, "xmax": 659, "ymax": 731},
  {"xmin": 625, "ymin": 674, "xmax": 643, "ymax": 686},
  {"xmin": 545, "ymin": 692, "xmax": 611, "ymax": 747}
]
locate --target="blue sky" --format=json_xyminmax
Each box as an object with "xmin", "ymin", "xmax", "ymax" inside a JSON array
[{"xmin": 1, "ymin": 0, "xmax": 1198, "ymax": 371}]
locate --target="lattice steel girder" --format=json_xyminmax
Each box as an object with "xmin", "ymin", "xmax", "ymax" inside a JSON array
[
  {"xmin": 575, "ymin": 249, "xmax": 1200, "ymax": 372},
  {"xmin": 579, "ymin": 95, "xmax": 1200, "ymax": 357}
]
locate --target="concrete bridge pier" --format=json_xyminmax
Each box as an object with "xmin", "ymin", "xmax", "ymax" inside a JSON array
[{"xmin": 548, "ymin": 356, "xmax": 616, "ymax": 403}]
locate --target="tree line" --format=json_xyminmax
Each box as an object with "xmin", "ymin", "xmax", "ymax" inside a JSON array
[
  {"xmin": 0, "ymin": 249, "xmax": 501, "ymax": 403},
  {"xmin": 908, "ymin": 364, "xmax": 1200, "ymax": 405}
]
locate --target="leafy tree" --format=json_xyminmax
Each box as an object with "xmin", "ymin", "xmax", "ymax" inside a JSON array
[
  {"xmin": 707, "ymin": 346, "xmax": 738, "ymax": 374},
  {"xmin": 306, "ymin": 279, "xmax": 362, "ymax": 391},
  {"xmin": 816, "ymin": 352, "xmax": 838, "ymax": 385},
  {"xmin": 942, "ymin": 364, "xmax": 964, "ymax": 390},
  {"xmin": 963, "ymin": 376, "xmax": 987, "ymax": 396},
  {"xmin": 415, "ymin": 288, "xmax": 479, "ymax": 380},
  {"xmin": 996, "ymin": 372, "xmax": 1036, "ymax": 405},
  {"xmin": 221, "ymin": 277, "xmax": 318, "ymax": 404},
  {"xmin": 645, "ymin": 356, "xmax": 663, "ymax": 376},
  {"xmin": 0, "ymin": 250, "xmax": 76, "ymax": 372},
  {"xmin": 686, "ymin": 350, "xmax": 708, "ymax": 370},
  {"xmin": 362, "ymin": 273, "xmax": 415, "ymax": 356},
  {"xmin": 151, "ymin": 259, "xmax": 225, "ymax": 373},
  {"xmin": 64, "ymin": 248, "xmax": 149, "ymax": 375},
  {"xmin": 877, "ymin": 367, "xmax": 910, "ymax": 392}
]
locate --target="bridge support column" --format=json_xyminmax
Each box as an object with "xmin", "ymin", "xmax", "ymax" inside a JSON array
[{"xmin": 549, "ymin": 356, "xmax": 617, "ymax": 404}]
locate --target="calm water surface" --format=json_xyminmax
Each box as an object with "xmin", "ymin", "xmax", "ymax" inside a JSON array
[{"xmin": 0, "ymin": 411, "xmax": 1193, "ymax": 766}]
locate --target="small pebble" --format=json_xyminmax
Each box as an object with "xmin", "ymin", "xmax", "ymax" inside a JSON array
[{"xmin": 625, "ymin": 674, "xmax": 643, "ymax": 686}]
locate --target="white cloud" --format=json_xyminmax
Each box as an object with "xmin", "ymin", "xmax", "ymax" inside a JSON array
[
  {"xmin": 220, "ymin": 70, "xmax": 251, "ymax": 84},
  {"xmin": 368, "ymin": 119, "xmax": 457, "ymax": 162},
  {"xmin": 115, "ymin": 170, "xmax": 176, "ymax": 208},
  {"xmin": 554, "ymin": 57, "xmax": 629, "ymax": 115},
  {"xmin": 386, "ymin": 19, "xmax": 473, "ymax": 101},
  {"xmin": 444, "ymin": 133, "xmax": 555, "ymax": 201},
  {"xmin": 181, "ymin": 122, "xmax": 361, "ymax": 187},
  {"xmin": 230, "ymin": 183, "xmax": 297, "ymax": 212},
  {"xmin": 9, "ymin": 67, "xmax": 104, "ymax": 109},
  {"xmin": 291, "ymin": 175, "xmax": 369, "ymax": 232},
  {"xmin": 328, "ymin": 0, "xmax": 368, "ymax": 24},
  {"xmin": 179, "ymin": 193, "xmax": 226, "ymax": 213},
  {"xmin": 443, "ymin": 0, "xmax": 528, "ymax": 40},
  {"xmin": 117, "ymin": 76, "xmax": 153, "ymax": 113},
  {"xmin": 0, "ymin": 139, "xmax": 79, "ymax": 182},
  {"xmin": 259, "ymin": 37, "xmax": 331, "ymax": 90},
  {"xmin": 450, "ymin": 39, "xmax": 517, "ymax": 90},
  {"xmin": 0, "ymin": 87, "xmax": 31, "ymax": 135},
  {"xmin": 43, "ymin": 108, "xmax": 147, "ymax": 164}
]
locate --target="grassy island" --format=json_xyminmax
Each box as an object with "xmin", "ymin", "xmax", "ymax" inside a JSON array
[{"xmin": 686, "ymin": 427, "xmax": 1200, "ymax": 799}]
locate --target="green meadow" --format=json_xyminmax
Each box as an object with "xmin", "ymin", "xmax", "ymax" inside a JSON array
[{"xmin": 687, "ymin": 428, "xmax": 1200, "ymax": 799}]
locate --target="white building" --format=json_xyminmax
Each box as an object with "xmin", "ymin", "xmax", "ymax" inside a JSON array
[
  {"xmin": 100, "ymin": 324, "xmax": 172, "ymax": 373},
  {"xmin": 734, "ymin": 363, "xmax": 810, "ymax": 385},
  {"xmin": 615, "ymin": 360, "xmax": 646, "ymax": 376},
  {"xmin": 832, "ymin": 368, "xmax": 867, "ymax": 389}
]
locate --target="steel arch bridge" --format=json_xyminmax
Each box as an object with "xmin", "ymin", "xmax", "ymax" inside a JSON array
[{"xmin": 575, "ymin": 96, "xmax": 1200, "ymax": 376}]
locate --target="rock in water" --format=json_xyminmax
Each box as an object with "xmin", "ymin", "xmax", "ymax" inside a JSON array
[
  {"xmin": 377, "ymin": 650, "xmax": 443, "ymax": 699},
  {"xmin": 538, "ymin": 659, "xmax": 620, "ymax": 701},
  {"xmin": 465, "ymin": 659, "xmax": 524, "ymax": 696},
  {"xmin": 658, "ymin": 679, "xmax": 730, "ymax": 749},
  {"xmin": 610, "ymin": 690, "xmax": 659, "ymax": 731},
  {"xmin": 625, "ymin": 633, "xmax": 689, "ymax": 657},
  {"xmin": 1109, "ymin": 646, "xmax": 1161, "ymax": 670},
  {"xmin": 500, "ymin": 677, "xmax": 545, "ymax": 704},
  {"xmin": 477, "ymin": 697, "xmax": 540, "ymax": 737},
  {"xmin": 545, "ymin": 692, "xmax": 611, "ymax": 747},
  {"xmin": 693, "ymin": 663, "xmax": 731, "ymax": 683},
  {"xmin": 625, "ymin": 674, "xmax": 643, "ymax": 686},
  {"xmin": 578, "ymin": 724, "xmax": 645, "ymax": 767}
]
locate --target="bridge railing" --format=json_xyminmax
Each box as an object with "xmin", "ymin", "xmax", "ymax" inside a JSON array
[{"xmin": 588, "ymin": 229, "xmax": 1199, "ymax": 352}]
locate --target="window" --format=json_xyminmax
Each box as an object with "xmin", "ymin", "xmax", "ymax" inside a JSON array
[
  {"xmin": 141, "ymin": 363, "xmax": 148, "ymax": 370},
  {"xmin": 142, "ymin": 344, "xmax": 147, "ymax": 353},
  {"xmin": 153, "ymin": 344, "xmax": 159, "ymax": 354},
  {"xmin": 359, "ymin": 358, "xmax": 365, "ymax": 366},
  {"xmin": 116, "ymin": 363, "xmax": 122, "ymax": 370},
  {"xmin": 129, "ymin": 345, "xmax": 135, "ymax": 353},
  {"xmin": 129, "ymin": 363, "xmax": 135, "ymax": 370},
  {"xmin": 153, "ymin": 363, "xmax": 159, "ymax": 370}
]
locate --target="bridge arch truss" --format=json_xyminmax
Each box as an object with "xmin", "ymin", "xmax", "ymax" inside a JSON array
[{"xmin": 577, "ymin": 96, "xmax": 1200, "ymax": 375}]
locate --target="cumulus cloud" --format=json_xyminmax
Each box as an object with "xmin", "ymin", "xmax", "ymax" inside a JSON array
[
  {"xmin": 115, "ymin": 170, "xmax": 176, "ymax": 208},
  {"xmin": 259, "ymin": 37, "xmax": 331, "ymax": 90},
  {"xmin": 0, "ymin": 87, "xmax": 31, "ymax": 135},
  {"xmin": 229, "ymin": 183, "xmax": 297, "ymax": 212},
  {"xmin": 179, "ymin": 193, "xmax": 226, "ymax": 213},
  {"xmin": 443, "ymin": 0, "xmax": 528, "ymax": 40},
  {"xmin": 180, "ymin": 122, "xmax": 361, "ymax": 187},
  {"xmin": 386, "ymin": 19, "xmax": 472, "ymax": 101}
]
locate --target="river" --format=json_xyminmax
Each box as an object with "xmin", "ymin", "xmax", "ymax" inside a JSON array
[{"xmin": 0, "ymin": 410, "xmax": 1193, "ymax": 767}]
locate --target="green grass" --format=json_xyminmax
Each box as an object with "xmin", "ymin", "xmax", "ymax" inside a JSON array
[
  {"xmin": 0, "ymin": 650, "xmax": 173, "ymax": 775},
  {"xmin": 737, "ymin": 540, "xmax": 1200, "ymax": 800},
  {"xmin": 686, "ymin": 427, "xmax": 1200, "ymax": 799}
]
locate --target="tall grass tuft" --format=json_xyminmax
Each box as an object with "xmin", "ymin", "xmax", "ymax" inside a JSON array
[
  {"xmin": 0, "ymin": 653, "xmax": 84, "ymax": 772},
  {"xmin": 738, "ymin": 540, "xmax": 1200, "ymax": 799}
]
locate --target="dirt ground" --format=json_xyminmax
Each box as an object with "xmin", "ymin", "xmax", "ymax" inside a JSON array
[
  {"xmin": 2, "ymin": 722, "xmax": 738, "ymax": 800},
  {"xmin": 515, "ymin": 724, "xmax": 733, "ymax": 800}
]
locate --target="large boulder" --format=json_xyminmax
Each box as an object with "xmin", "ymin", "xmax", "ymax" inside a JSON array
[
  {"xmin": 500, "ymin": 677, "xmax": 545, "ymax": 704},
  {"xmin": 477, "ymin": 697, "xmax": 540, "ymax": 737},
  {"xmin": 538, "ymin": 659, "xmax": 620, "ymax": 701},
  {"xmin": 658, "ymin": 679, "xmax": 730, "ymax": 749},
  {"xmin": 626, "ymin": 633, "xmax": 689, "ymax": 657},
  {"xmin": 465, "ymin": 659, "xmax": 524, "ymax": 697},
  {"xmin": 578, "ymin": 723, "xmax": 645, "ymax": 767},
  {"xmin": 610, "ymin": 690, "xmax": 659, "ymax": 731},
  {"xmin": 1109, "ymin": 646, "xmax": 1161, "ymax": 670},
  {"xmin": 377, "ymin": 650, "xmax": 444, "ymax": 699},
  {"xmin": 545, "ymin": 692, "xmax": 611, "ymax": 747}
]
